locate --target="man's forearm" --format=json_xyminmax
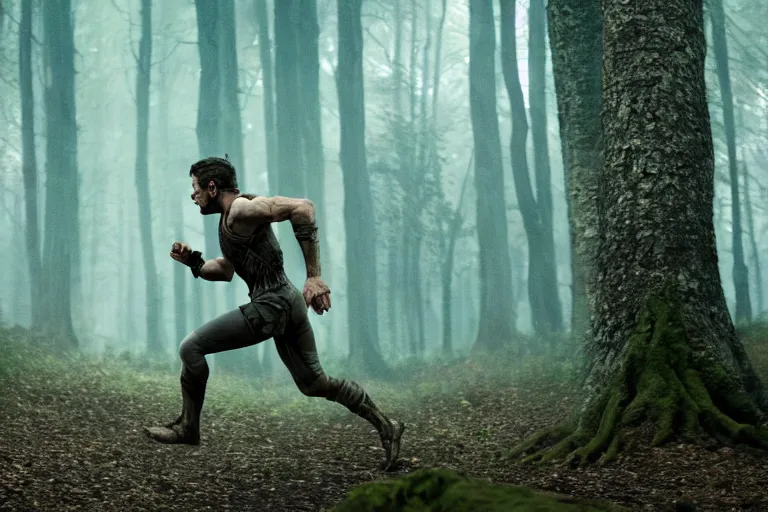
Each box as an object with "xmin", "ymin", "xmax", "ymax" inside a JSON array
[
  {"xmin": 290, "ymin": 200, "xmax": 321, "ymax": 279},
  {"xmin": 197, "ymin": 257, "xmax": 233, "ymax": 281},
  {"xmin": 297, "ymin": 238, "xmax": 321, "ymax": 278}
]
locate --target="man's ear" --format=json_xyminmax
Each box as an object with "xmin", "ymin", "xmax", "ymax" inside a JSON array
[{"xmin": 207, "ymin": 180, "xmax": 217, "ymax": 195}]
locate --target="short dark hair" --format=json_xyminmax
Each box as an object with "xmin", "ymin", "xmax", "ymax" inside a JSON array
[{"xmin": 189, "ymin": 156, "xmax": 239, "ymax": 191}]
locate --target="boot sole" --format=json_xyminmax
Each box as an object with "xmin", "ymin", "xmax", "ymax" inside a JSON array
[{"xmin": 142, "ymin": 426, "xmax": 200, "ymax": 446}]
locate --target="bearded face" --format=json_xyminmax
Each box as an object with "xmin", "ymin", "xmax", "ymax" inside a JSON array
[{"xmin": 190, "ymin": 175, "xmax": 221, "ymax": 215}]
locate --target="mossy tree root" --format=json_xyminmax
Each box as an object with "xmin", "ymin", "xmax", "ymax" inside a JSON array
[{"xmin": 510, "ymin": 294, "xmax": 768, "ymax": 466}]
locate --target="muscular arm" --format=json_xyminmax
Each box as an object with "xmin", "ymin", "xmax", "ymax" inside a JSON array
[
  {"xmin": 230, "ymin": 196, "xmax": 321, "ymax": 279},
  {"xmin": 198, "ymin": 256, "xmax": 235, "ymax": 282}
]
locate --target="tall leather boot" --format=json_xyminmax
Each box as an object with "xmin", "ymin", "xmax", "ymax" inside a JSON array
[
  {"xmin": 327, "ymin": 378, "xmax": 406, "ymax": 470},
  {"xmin": 143, "ymin": 369, "xmax": 206, "ymax": 445}
]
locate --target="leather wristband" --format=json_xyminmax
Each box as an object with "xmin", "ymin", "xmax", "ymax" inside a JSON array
[
  {"xmin": 188, "ymin": 250, "xmax": 205, "ymax": 278},
  {"xmin": 293, "ymin": 224, "xmax": 318, "ymax": 242}
]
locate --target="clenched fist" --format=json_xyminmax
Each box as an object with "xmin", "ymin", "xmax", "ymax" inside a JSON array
[
  {"xmin": 303, "ymin": 277, "xmax": 331, "ymax": 315},
  {"xmin": 170, "ymin": 242, "xmax": 193, "ymax": 266}
]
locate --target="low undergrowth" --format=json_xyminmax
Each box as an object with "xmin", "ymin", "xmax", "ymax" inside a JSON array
[{"xmin": 1, "ymin": 323, "xmax": 767, "ymax": 511}]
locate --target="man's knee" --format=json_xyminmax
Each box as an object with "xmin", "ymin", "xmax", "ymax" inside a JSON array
[
  {"xmin": 179, "ymin": 331, "xmax": 204, "ymax": 367},
  {"xmin": 297, "ymin": 374, "xmax": 331, "ymax": 398}
]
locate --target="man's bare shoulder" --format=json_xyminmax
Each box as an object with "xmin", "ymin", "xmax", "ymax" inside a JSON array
[
  {"xmin": 229, "ymin": 195, "xmax": 264, "ymax": 218},
  {"xmin": 229, "ymin": 195, "xmax": 313, "ymax": 226}
]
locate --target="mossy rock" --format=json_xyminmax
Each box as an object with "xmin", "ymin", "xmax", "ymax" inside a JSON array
[{"xmin": 331, "ymin": 468, "xmax": 628, "ymax": 511}]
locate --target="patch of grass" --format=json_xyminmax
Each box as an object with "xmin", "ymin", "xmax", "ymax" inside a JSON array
[
  {"xmin": 740, "ymin": 322, "xmax": 768, "ymax": 381},
  {"xmin": 0, "ymin": 326, "xmax": 583, "ymax": 418}
]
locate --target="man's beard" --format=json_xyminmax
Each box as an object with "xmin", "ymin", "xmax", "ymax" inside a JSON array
[{"xmin": 199, "ymin": 202, "xmax": 219, "ymax": 215}]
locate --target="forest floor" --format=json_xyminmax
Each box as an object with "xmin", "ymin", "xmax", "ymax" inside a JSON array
[{"xmin": 1, "ymin": 326, "xmax": 768, "ymax": 512}]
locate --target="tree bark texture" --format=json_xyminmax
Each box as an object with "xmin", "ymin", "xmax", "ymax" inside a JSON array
[
  {"xmin": 336, "ymin": 0, "xmax": 388, "ymax": 377},
  {"xmin": 19, "ymin": 0, "xmax": 41, "ymax": 326},
  {"xmin": 468, "ymin": 0, "xmax": 516, "ymax": 351},
  {"xmin": 42, "ymin": 0, "xmax": 79, "ymax": 346},
  {"xmin": 546, "ymin": 0, "xmax": 602, "ymax": 342},
  {"xmin": 709, "ymin": 0, "xmax": 751, "ymax": 323},
  {"xmin": 513, "ymin": 0, "xmax": 768, "ymax": 465},
  {"xmin": 134, "ymin": 0, "xmax": 161, "ymax": 353}
]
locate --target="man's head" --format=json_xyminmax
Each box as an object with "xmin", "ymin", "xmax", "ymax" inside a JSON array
[{"xmin": 189, "ymin": 157, "xmax": 239, "ymax": 215}]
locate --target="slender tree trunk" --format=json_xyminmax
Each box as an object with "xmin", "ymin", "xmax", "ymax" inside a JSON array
[
  {"xmin": 500, "ymin": 0, "xmax": 558, "ymax": 337},
  {"xmin": 19, "ymin": 0, "xmax": 41, "ymax": 326},
  {"xmin": 296, "ymin": 0, "xmax": 332, "ymax": 348},
  {"xmin": 274, "ymin": 0, "xmax": 306, "ymax": 282},
  {"xmin": 255, "ymin": 0, "xmax": 278, "ymax": 196},
  {"xmin": 389, "ymin": 0, "xmax": 406, "ymax": 354},
  {"xmin": 194, "ymin": 0, "xmax": 223, "ymax": 323},
  {"xmin": 402, "ymin": 0, "xmax": 420, "ymax": 357},
  {"xmin": 442, "ymin": 153, "xmax": 473, "ymax": 356},
  {"xmin": 255, "ymin": 0, "xmax": 277, "ymax": 375},
  {"xmin": 134, "ymin": 0, "xmax": 161, "ymax": 352},
  {"xmin": 709, "ymin": 0, "xmax": 751, "ymax": 323},
  {"xmin": 431, "ymin": 0, "xmax": 447, "ymax": 128},
  {"xmin": 468, "ymin": 0, "xmax": 516, "ymax": 351},
  {"xmin": 218, "ymin": 0, "xmax": 244, "ymax": 315},
  {"xmin": 336, "ymin": 0, "xmax": 388, "ymax": 377},
  {"xmin": 41, "ymin": 0, "xmax": 79, "ymax": 347},
  {"xmin": 213, "ymin": 0, "xmax": 264, "ymax": 376},
  {"xmin": 412, "ymin": 0, "xmax": 431, "ymax": 356},
  {"xmin": 743, "ymin": 164, "xmax": 763, "ymax": 316},
  {"xmin": 547, "ymin": 0, "xmax": 602, "ymax": 342},
  {"xmin": 528, "ymin": 0, "xmax": 563, "ymax": 333},
  {"xmin": 156, "ymin": 1, "xmax": 188, "ymax": 345}
]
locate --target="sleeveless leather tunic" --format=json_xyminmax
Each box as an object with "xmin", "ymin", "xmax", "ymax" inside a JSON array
[{"xmin": 218, "ymin": 195, "xmax": 290, "ymax": 298}]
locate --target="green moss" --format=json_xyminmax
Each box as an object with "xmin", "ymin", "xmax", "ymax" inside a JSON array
[
  {"xmin": 509, "ymin": 287, "xmax": 768, "ymax": 465},
  {"xmin": 331, "ymin": 468, "xmax": 628, "ymax": 512}
]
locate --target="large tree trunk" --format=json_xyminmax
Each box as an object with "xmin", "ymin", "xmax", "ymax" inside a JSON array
[
  {"xmin": 41, "ymin": 0, "xmax": 79, "ymax": 347},
  {"xmin": 527, "ymin": 0, "xmax": 563, "ymax": 334},
  {"xmin": 709, "ymin": 0, "xmax": 751, "ymax": 324},
  {"xmin": 134, "ymin": 0, "xmax": 161, "ymax": 353},
  {"xmin": 19, "ymin": 0, "xmax": 41, "ymax": 326},
  {"xmin": 336, "ymin": 0, "xmax": 389, "ymax": 377},
  {"xmin": 547, "ymin": 0, "xmax": 602, "ymax": 342},
  {"xmin": 468, "ymin": 0, "xmax": 516, "ymax": 351},
  {"xmin": 514, "ymin": 0, "xmax": 768, "ymax": 465}
]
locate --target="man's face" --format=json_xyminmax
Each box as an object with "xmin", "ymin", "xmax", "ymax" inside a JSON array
[{"xmin": 191, "ymin": 175, "xmax": 219, "ymax": 215}]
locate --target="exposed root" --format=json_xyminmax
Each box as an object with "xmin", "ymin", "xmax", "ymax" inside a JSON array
[{"xmin": 510, "ymin": 293, "xmax": 768, "ymax": 466}]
